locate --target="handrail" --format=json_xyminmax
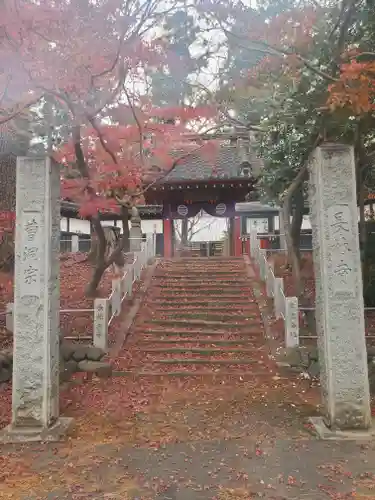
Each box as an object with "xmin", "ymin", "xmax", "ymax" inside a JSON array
[
  {"xmin": 250, "ymin": 229, "xmax": 299, "ymax": 348},
  {"xmin": 93, "ymin": 233, "xmax": 156, "ymax": 349}
]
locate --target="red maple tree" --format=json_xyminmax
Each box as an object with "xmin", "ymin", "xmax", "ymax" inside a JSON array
[
  {"xmin": 56, "ymin": 108, "xmax": 217, "ymax": 295},
  {"xmin": 0, "ymin": 0, "xmax": 220, "ymax": 294}
]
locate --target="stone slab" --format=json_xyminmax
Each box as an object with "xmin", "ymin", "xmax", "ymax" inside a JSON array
[
  {"xmin": 309, "ymin": 416, "xmax": 374, "ymax": 441},
  {"xmin": 308, "ymin": 144, "xmax": 371, "ymax": 430},
  {"xmin": 12, "ymin": 156, "xmax": 61, "ymax": 429},
  {"xmin": 0, "ymin": 417, "xmax": 74, "ymax": 444}
]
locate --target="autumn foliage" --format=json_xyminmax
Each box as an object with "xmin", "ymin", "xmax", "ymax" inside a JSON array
[
  {"xmin": 0, "ymin": 0, "xmax": 161, "ymax": 122},
  {"xmin": 57, "ymin": 107, "xmax": 218, "ymax": 219},
  {"xmin": 328, "ymin": 55, "xmax": 375, "ymax": 115}
]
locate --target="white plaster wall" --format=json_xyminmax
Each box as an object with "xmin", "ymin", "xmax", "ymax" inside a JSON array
[{"xmin": 61, "ymin": 218, "xmax": 163, "ymax": 235}]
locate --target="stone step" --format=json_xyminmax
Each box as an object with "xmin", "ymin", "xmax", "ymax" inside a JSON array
[
  {"xmin": 154, "ymin": 279, "xmax": 248, "ymax": 284},
  {"xmin": 154, "ymin": 272, "xmax": 246, "ymax": 278},
  {"xmin": 138, "ymin": 328, "xmax": 263, "ymax": 337},
  {"xmin": 156, "ymin": 290, "xmax": 251, "ymax": 297},
  {"xmin": 142, "ymin": 319, "xmax": 260, "ymax": 329},
  {"xmin": 155, "ymin": 283, "xmax": 249, "ymax": 289},
  {"xmin": 153, "ymin": 306, "xmax": 259, "ymax": 313},
  {"xmin": 149, "ymin": 306, "xmax": 258, "ymax": 313},
  {"xmin": 149, "ymin": 312, "xmax": 261, "ymax": 322},
  {"xmin": 138, "ymin": 339, "xmax": 258, "ymax": 346},
  {"xmin": 148, "ymin": 358, "xmax": 259, "ymax": 365},
  {"xmin": 157, "ymin": 264, "xmax": 245, "ymax": 268},
  {"xmin": 161, "ymin": 265, "xmax": 244, "ymax": 270},
  {"xmin": 151, "ymin": 300, "xmax": 257, "ymax": 307},
  {"xmin": 155, "ymin": 269, "xmax": 245, "ymax": 274},
  {"xmin": 138, "ymin": 347, "xmax": 261, "ymax": 355},
  {"xmin": 152, "ymin": 306, "xmax": 259, "ymax": 313},
  {"xmin": 141, "ymin": 336, "xmax": 264, "ymax": 345},
  {"xmin": 111, "ymin": 371, "xmax": 279, "ymax": 379},
  {"xmin": 157, "ymin": 286, "xmax": 251, "ymax": 292},
  {"xmin": 140, "ymin": 335, "xmax": 264, "ymax": 345},
  {"xmin": 159, "ymin": 268, "xmax": 245, "ymax": 274},
  {"xmin": 157, "ymin": 282, "xmax": 250, "ymax": 288},
  {"xmin": 164, "ymin": 257, "xmax": 243, "ymax": 260}
]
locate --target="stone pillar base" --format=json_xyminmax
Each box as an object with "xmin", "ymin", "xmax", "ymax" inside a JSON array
[
  {"xmin": 309, "ymin": 416, "xmax": 374, "ymax": 441},
  {"xmin": 0, "ymin": 417, "xmax": 74, "ymax": 444}
]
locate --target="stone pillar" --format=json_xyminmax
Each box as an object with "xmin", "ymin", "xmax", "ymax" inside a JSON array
[
  {"xmin": 0, "ymin": 157, "xmax": 72, "ymax": 443},
  {"xmin": 130, "ymin": 207, "xmax": 142, "ymax": 252},
  {"xmin": 309, "ymin": 144, "xmax": 371, "ymax": 434}
]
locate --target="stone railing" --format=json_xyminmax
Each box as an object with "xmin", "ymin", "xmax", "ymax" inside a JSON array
[
  {"xmin": 92, "ymin": 233, "xmax": 155, "ymax": 349},
  {"xmin": 250, "ymin": 229, "xmax": 299, "ymax": 348},
  {"xmin": 6, "ymin": 233, "xmax": 156, "ymax": 350}
]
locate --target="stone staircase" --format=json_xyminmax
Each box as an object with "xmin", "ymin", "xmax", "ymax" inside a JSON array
[{"xmin": 122, "ymin": 257, "xmax": 272, "ymax": 377}]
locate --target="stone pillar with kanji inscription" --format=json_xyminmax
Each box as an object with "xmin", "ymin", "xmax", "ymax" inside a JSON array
[
  {"xmin": 309, "ymin": 144, "xmax": 371, "ymax": 435},
  {"xmin": 0, "ymin": 156, "xmax": 72, "ymax": 443}
]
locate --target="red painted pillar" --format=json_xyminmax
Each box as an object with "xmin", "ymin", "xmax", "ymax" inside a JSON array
[
  {"xmin": 163, "ymin": 219, "xmax": 173, "ymax": 258},
  {"xmin": 234, "ymin": 216, "xmax": 242, "ymax": 256},
  {"xmin": 260, "ymin": 237, "xmax": 270, "ymax": 250}
]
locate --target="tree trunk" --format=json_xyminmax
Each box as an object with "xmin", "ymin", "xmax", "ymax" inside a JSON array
[
  {"xmin": 290, "ymin": 185, "xmax": 304, "ymax": 267},
  {"xmin": 85, "ymin": 216, "xmax": 108, "ymax": 297},
  {"xmin": 86, "ymin": 262, "xmax": 107, "ymax": 296},
  {"xmin": 282, "ymin": 166, "xmax": 308, "ymax": 297},
  {"xmin": 283, "ymin": 170, "xmax": 317, "ymax": 335},
  {"xmin": 87, "ymin": 221, "xmax": 98, "ymax": 263},
  {"xmin": 71, "ymin": 124, "xmax": 131, "ymax": 296},
  {"xmin": 122, "ymin": 210, "xmax": 130, "ymax": 253},
  {"xmin": 85, "ymin": 206, "xmax": 130, "ymax": 297}
]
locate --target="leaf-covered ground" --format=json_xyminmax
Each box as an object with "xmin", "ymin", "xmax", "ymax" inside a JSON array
[
  {"xmin": 0, "ymin": 252, "xmax": 117, "ymax": 350},
  {"xmin": 0, "ymin": 258, "xmax": 374, "ymax": 499}
]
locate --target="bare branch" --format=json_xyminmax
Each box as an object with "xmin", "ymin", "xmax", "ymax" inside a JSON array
[
  {"xmin": 87, "ymin": 115, "xmax": 118, "ymax": 165},
  {"xmin": 217, "ymin": 24, "xmax": 338, "ymax": 83},
  {"xmin": 123, "ymin": 85, "xmax": 144, "ymax": 162},
  {"xmin": 0, "ymin": 97, "xmax": 41, "ymax": 125}
]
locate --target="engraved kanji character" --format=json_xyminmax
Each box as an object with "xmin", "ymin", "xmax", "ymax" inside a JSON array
[
  {"xmin": 25, "ymin": 217, "xmax": 38, "ymax": 241},
  {"xmin": 331, "ymin": 211, "xmax": 349, "ymax": 234},
  {"xmin": 335, "ymin": 262, "xmax": 351, "ymax": 277},
  {"xmin": 23, "ymin": 247, "xmax": 38, "ymax": 260},
  {"xmin": 24, "ymin": 264, "xmax": 38, "ymax": 285}
]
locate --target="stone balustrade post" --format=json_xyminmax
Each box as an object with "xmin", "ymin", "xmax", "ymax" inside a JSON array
[
  {"xmin": 285, "ymin": 297, "xmax": 299, "ymax": 348},
  {"xmin": 93, "ymin": 298, "xmax": 109, "ymax": 350}
]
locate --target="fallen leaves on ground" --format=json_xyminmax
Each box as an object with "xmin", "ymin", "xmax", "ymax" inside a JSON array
[
  {"xmin": 216, "ymin": 486, "xmax": 252, "ymax": 499},
  {"xmin": 0, "ymin": 258, "xmax": 372, "ymax": 500},
  {"xmin": 0, "ymin": 252, "xmax": 116, "ymax": 349}
]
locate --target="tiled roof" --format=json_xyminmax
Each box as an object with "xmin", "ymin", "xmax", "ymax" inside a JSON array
[
  {"xmin": 235, "ymin": 202, "xmax": 280, "ymax": 213},
  {"xmin": 156, "ymin": 145, "xmax": 263, "ymax": 184}
]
